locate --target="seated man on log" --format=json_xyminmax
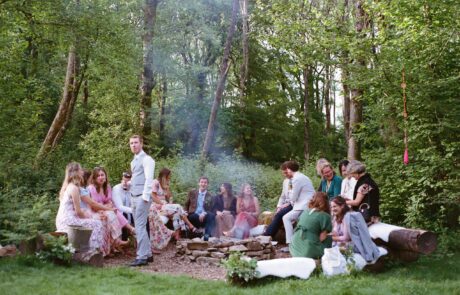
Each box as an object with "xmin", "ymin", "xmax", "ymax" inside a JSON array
[
  {"xmin": 263, "ymin": 161, "xmax": 315, "ymax": 252},
  {"xmin": 184, "ymin": 176, "xmax": 216, "ymax": 240}
]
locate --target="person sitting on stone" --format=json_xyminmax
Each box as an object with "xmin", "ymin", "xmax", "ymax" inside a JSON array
[
  {"xmin": 211, "ymin": 182, "xmax": 237, "ymax": 238},
  {"xmin": 184, "ymin": 176, "xmax": 216, "ymax": 239},
  {"xmin": 223, "ymin": 183, "xmax": 260, "ymax": 239}
]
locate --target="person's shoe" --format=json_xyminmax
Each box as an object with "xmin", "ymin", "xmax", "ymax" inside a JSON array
[
  {"xmin": 147, "ymin": 256, "xmax": 154, "ymax": 263},
  {"xmin": 129, "ymin": 259, "xmax": 148, "ymax": 267},
  {"xmin": 280, "ymin": 246, "xmax": 290, "ymax": 253}
]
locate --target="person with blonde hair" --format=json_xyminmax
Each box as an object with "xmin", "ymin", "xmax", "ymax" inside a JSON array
[
  {"xmin": 55, "ymin": 162, "xmax": 104, "ymax": 251},
  {"xmin": 224, "ymin": 184, "xmax": 259, "ymax": 239}
]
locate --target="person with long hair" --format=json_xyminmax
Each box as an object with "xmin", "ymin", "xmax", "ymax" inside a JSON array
[
  {"xmin": 55, "ymin": 162, "xmax": 104, "ymax": 251},
  {"xmin": 224, "ymin": 184, "xmax": 260, "ymax": 239},
  {"xmin": 211, "ymin": 183, "xmax": 237, "ymax": 237},
  {"xmin": 330, "ymin": 196, "xmax": 352, "ymax": 248},
  {"xmin": 289, "ymin": 192, "xmax": 332, "ymax": 259},
  {"xmin": 149, "ymin": 168, "xmax": 193, "ymax": 252},
  {"xmin": 88, "ymin": 167, "xmax": 133, "ymax": 251}
]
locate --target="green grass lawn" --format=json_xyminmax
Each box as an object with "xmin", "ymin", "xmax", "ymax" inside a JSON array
[{"xmin": 0, "ymin": 253, "xmax": 459, "ymax": 295}]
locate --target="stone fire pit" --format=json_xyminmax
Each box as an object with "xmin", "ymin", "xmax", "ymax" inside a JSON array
[{"xmin": 176, "ymin": 235, "xmax": 276, "ymax": 265}]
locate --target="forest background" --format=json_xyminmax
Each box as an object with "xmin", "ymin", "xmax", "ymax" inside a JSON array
[{"xmin": 0, "ymin": 0, "xmax": 458, "ymax": 253}]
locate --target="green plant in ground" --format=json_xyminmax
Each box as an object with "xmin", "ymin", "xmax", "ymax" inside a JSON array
[
  {"xmin": 36, "ymin": 234, "xmax": 75, "ymax": 266},
  {"xmin": 222, "ymin": 251, "xmax": 259, "ymax": 284}
]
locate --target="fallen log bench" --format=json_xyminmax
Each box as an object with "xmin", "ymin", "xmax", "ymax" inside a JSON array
[{"xmin": 368, "ymin": 223, "xmax": 437, "ymax": 263}]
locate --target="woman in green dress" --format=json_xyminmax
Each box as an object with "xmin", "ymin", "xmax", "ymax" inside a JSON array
[{"xmin": 289, "ymin": 192, "xmax": 332, "ymax": 259}]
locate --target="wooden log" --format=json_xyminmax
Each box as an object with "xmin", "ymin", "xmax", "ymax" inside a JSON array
[
  {"xmin": 72, "ymin": 249, "xmax": 103, "ymax": 267},
  {"xmin": 387, "ymin": 248, "xmax": 420, "ymax": 263},
  {"xmin": 363, "ymin": 256, "xmax": 385, "ymax": 273},
  {"xmin": 388, "ymin": 229, "xmax": 437, "ymax": 255},
  {"xmin": 369, "ymin": 223, "xmax": 437, "ymax": 254}
]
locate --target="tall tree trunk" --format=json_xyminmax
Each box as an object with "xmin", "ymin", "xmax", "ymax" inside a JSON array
[
  {"xmin": 315, "ymin": 75, "xmax": 320, "ymax": 111},
  {"xmin": 302, "ymin": 66, "xmax": 312, "ymax": 162},
  {"xmin": 348, "ymin": 0, "xmax": 367, "ymax": 160},
  {"xmin": 333, "ymin": 80, "xmax": 336, "ymax": 127},
  {"xmin": 239, "ymin": 0, "xmax": 249, "ymax": 99},
  {"xmin": 341, "ymin": 0, "xmax": 351, "ymax": 143},
  {"xmin": 139, "ymin": 0, "xmax": 158, "ymax": 144},
  {"xmin": 202, "ymin": 0, "xmax": 239, "ymax": 158},
  {"xmin": 83, "ymin": 79, "xmax": 89, "ymax": 105},
  {"xmin": 159, "ymin": 72, "xmax": 167, "ymax": 138},
  {"xmin": 324, "ymin": 64, "xmax": 331, "ymax": 132},
  {"xmin": 36, "ymin": 46, "xmax": 79, "ymax": 161},
  {"xmin": 342, "ymin": 68, "xmax": 351, "ymax": 142}
]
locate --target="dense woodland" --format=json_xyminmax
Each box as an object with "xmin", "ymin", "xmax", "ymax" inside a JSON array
[{"xmin": 0, "ymin": 0, "xmax": 458, "ymax": 249}]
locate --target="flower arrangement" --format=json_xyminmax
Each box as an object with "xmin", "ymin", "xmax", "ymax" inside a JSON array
[{"xmin": 222, "ymin": 251, "xmax": 259, "ymax": 285}]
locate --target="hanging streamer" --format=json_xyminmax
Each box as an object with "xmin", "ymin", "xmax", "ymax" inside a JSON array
[{"xmin": 401, "ymin": 67, "xmax": 409, "ymax": 165}]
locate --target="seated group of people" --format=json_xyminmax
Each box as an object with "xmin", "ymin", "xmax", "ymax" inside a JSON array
[
  {"xmin": 55, "ymin": 134, "xmax": 381, "ymax": 266},
  {"xmin": 263, "ymin": 159, "xmax": 381, "ymax": 261}
]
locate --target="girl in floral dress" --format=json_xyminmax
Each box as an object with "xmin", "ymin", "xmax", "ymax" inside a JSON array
[
  {"xmin": 56, "ymin": 162, "xmax": 104, "ymax": 251},
  {"xmin": 149, "ymin": 168, "xmax": 193, "ymax": 252}
]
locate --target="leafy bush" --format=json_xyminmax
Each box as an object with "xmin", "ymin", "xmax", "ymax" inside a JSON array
[
  {"xmin": 36, "ymin": 234, "xmax": 75, "ymax": 266},
  {"xmin": 0, "ymin": 191, "xmax": 57, "ymax": 244},
  {"xmin": 222, "ymin": 251, "xmax": 259, "ymax": 284}
]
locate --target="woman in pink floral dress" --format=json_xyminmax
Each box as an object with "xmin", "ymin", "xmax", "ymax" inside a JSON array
[
  {"xmin": 88, "ymin": 167, "xmax": 134, "ymax": 252},
  {"xmin": 224, "ymin": 184, "xmax": 260, "ymax": 239},
  {"xmin": 56, "ymin": 162, "xmax": 104, "ymax": 251}
]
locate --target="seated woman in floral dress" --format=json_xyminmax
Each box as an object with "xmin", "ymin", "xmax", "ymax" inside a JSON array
[
  {"xmin": 149, "ymin": 168, "xmax": 193, "ymax": 252},
  {"xmin": 224, "ymin": 184, "xmax": 260, "ymax": 239},
  {"xmin": 88, "ymin": 167, "xmax": 134, "ymax": 252},
  {"xmin": 56, "ymin": 162, "xmax": 104, "ymax": 251},
  {"xmin": 211, "ymin": 183, "xmax": 237, "ymax": 237}
]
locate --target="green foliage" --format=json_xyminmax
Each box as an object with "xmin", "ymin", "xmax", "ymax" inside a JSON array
[
  {"xmin": 36, "ymin": 234, "xmax": 75, "ymax": 266},
  {"xmin": 222, "ymin": 251, "xmax": 259, "ymax": 284},
  {"xmin": 0, "ymin": 191, "xmax": 57, "ymax": 244}
]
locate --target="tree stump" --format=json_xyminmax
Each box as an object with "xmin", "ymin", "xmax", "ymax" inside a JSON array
[{"xmin": 67, "ymin": 225, "xmax": 92, "ymax": 252}]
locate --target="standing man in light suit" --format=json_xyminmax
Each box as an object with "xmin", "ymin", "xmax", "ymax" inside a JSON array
[
  {"xmin": 128, "ymin": 135, "xmax": 155, "ymax": 267},
  {"xmin": 280, "ymin": 160, "xmax": 315, "ymax": 252}
]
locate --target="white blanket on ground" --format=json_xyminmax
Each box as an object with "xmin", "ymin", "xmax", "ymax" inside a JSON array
[
  {"xmin": 368, "ymin": 222, "xmax": 404, "ymax": 242},
  {"xmin": 256, "ymin": 257, "xmax": 316, "ymax": 279},
  {"xmin": 255, "ymin": 247, "xmax": 388, "ymax": 279}
]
